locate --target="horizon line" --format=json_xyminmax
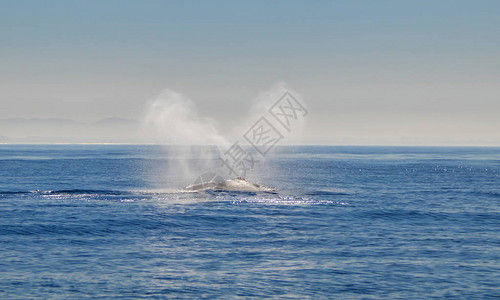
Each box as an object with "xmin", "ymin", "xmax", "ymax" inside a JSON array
[{"xmin": 1, "ymin": 142, "xmax": 499, "ymax": 148}]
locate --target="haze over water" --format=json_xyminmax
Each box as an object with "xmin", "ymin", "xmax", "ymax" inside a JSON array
[{"xmin": 1, "ymin": 1, "xmax": 499, "ymax": 145}]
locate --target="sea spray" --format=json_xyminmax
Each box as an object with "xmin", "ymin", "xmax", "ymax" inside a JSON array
[
  {"xmin": 229, "ymin": 82, "xmax": 308, "ymax": 185},
  {"xmin": 232, "ymin": 82, "xmax": 308, "ymax": 146},
  {"xmin": 143, "ymin": 89, "xmax": 228, "ymax": 145},
  {"xmin": 143, "ymin": 83, "xmax": 307, "ymax": 189},
  {"xmin": 143, "ymin": 89, "xmax": 229, "ymax": 187}
]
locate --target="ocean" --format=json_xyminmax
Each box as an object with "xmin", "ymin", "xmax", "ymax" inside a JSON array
[{"xmin": 0, "ymin": 145, "xmax": 499, "ymax": 299}]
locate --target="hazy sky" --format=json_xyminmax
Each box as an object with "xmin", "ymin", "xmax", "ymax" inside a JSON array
[{"xmin": 1, "ymin": 0, "xmax": 499, "ymax": 145}]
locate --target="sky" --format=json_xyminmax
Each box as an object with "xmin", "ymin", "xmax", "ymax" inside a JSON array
[{"xmin": 1, "ymin": 0, "xmax": 499, "ymax": 145}]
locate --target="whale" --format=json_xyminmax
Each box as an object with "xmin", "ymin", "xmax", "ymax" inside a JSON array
[{"xmin": 184, "ymin": 176, "xmax": 274, "ymax": 192}]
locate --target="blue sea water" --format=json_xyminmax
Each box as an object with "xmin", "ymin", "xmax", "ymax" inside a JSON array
[{"xmin": 0, "ymin": 145, "xmax": 499, "ymax": 299}]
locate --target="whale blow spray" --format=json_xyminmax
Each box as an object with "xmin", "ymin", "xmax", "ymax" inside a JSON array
[{"xmin": 143, "ymin": 89, "xmax": 229, "ymax": 187}]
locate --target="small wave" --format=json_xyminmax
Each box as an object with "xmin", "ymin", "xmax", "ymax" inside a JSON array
[
  {"xmin": 30, "ymin": 189, "xmax": 128, "ymax": 195},
  {"xmin": 0, "ymin": 190, "xmax": 31, "ymax": 195},
  {"xmin": 130, "ymin": 188, "xmax": 198, "ymax": 195},
  {"xmin": 202, "ymin": 189, "xmax": 278, "ymax": 196},
  {"xmin": 467, "ymin": 190, "xmax": 500, "ymax": 198},
  {"xmin": 304, "ymin": 190, "xmax": 350, "ymax": 196},
  {"xmin": 229, "ymin": 195, "xmax": 346, "ymax": 205},
  {"xmin": 0, "ymin": 189, "xmax": 135, "ymax": 197}
]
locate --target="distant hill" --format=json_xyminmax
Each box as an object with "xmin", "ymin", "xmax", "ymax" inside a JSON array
[
  {"xmin": 0, "ymin": 118, "xmax": 83, "ymax": 125},
  {"xmin": 92, "ymin": 117, "xmax": 138, "ymax": 126},
  {"xmin": 0, "ymin": 117, "xmax": 146, "ymax": 143},
  {"xmin": 0, "ymin": 134, "xmax": 13, "ymax": 143}
]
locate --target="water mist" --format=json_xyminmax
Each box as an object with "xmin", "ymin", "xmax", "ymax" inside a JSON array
[
  {"xmin": 142, "ymin": 83, "xmax": 307, "ymax": 190},
  {"xmin": 143, "ymin": 89, "xmax": 229, "ymax": 188}
]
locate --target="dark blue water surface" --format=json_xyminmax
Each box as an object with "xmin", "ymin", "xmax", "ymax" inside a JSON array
[{"xmin": 0, "ymin": 145, "xmax": 499, "ymax": 299}]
